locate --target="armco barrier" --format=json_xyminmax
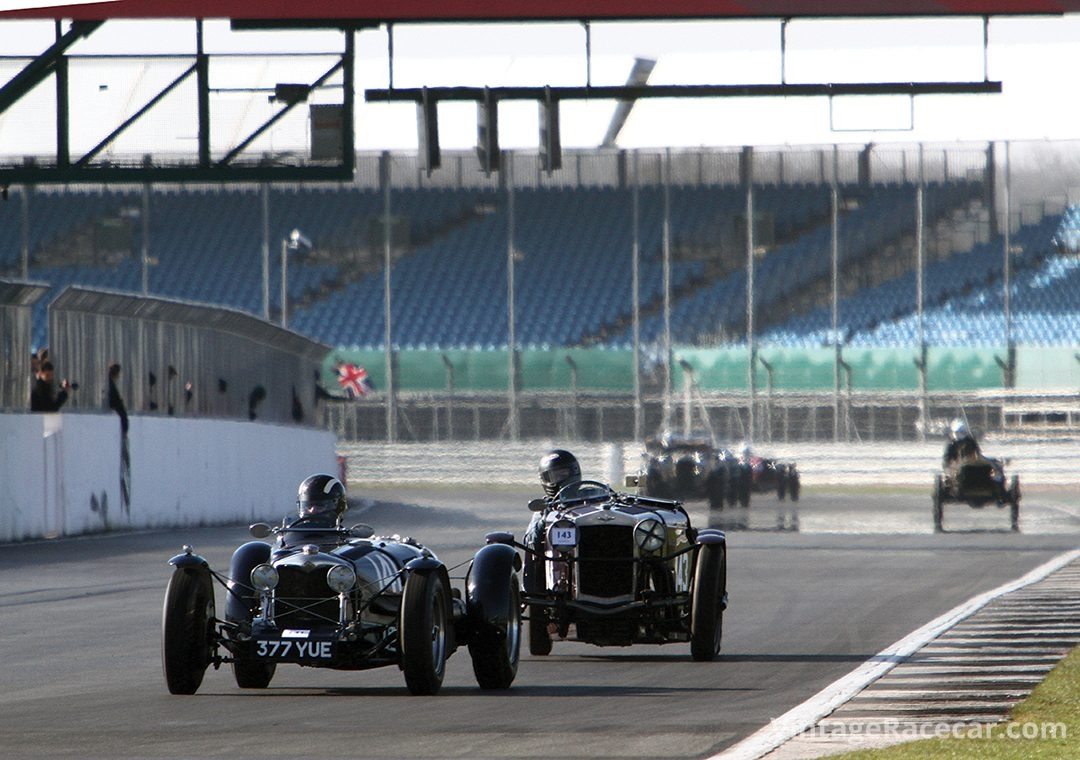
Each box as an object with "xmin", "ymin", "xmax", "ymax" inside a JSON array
[
  {"xmin": 0, "ymin": 413, "xmax": 337, "ymax": 543},
  {"xmin": 339, "ymin": 439, "xmax": 1080, "ymax": 487}
]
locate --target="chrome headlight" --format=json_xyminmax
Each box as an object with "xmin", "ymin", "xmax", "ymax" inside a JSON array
[
  {"xmin": 547, "ymin": 519, "xmax": 578, "ymax": 550},
  {"xmin": 327, "ymin": 565, "xmax": 357, "ymax": 593},
  {"xmin": 250, "ymin": 563, "xmax": 279, "ymax": 591},
  {"xmin": 634, "ymin": 519, "xmax": 666, "ymax": 553}
]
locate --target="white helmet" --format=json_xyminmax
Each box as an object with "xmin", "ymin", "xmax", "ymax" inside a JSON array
[{"xmin": 948, "ymin": 419, "xmax": 971, "ymax": 441}]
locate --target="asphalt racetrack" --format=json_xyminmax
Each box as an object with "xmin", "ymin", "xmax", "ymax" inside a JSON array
[{"xmin": 2, "ymin": 485, "xmax": 1078, "ymax": 759}]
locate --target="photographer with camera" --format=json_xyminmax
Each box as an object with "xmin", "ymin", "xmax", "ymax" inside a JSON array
[{"xmin": 30, "ymin": 360, "xmax": 75, "ymax": 412}]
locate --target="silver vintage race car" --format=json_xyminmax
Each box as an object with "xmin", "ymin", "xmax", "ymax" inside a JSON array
[
  {"xmin": 494, "ymin": 480, "xmax": 728, "ymax": 662},
  {"xmin": 162, "ymin": 513, "xmax": 521, "ymax": 695}
]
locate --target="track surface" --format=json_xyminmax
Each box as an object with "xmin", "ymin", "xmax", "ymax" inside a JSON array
[{"xmin": 2, "ymin": 486, "xmax": 1077, "ymax": 759}]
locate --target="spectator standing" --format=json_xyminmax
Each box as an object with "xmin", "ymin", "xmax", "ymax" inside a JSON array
[
  {"xmin": 107, "ymin": 362, "xmax": 129, "ymax": 434},
  {"xmin": 30, "ymin": 360, "xmax": 71, "ymax": 412}
]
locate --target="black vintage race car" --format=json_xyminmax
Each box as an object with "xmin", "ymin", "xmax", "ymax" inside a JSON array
[
  {"xmin": 739, "ymin": 447, "xmax": 801, "ymax": 501},
  {"xmin": 932, "ymin": 453, "xmax": 1020, "ymax": 533},
  {"xmin": 162, "ymin": 514, "xmax": 521, "ymax": 695},
  {"xmin": 495, "ymin": 480, "xmax": 728, "ymax": 662},
  {"xmin": 634, "ymin": 431, "xmax": 750, "ymax": 509}
]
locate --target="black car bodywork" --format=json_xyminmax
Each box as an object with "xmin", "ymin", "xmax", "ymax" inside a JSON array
[
  {"xmin": 741, "ymin": 452, "xmax": 801, "ymax": 501},
  {"xmin": 162, "ymin": 514, "xmax": 521, "ymax": 695},
  {"xmin": 636, "ymin": 431, "xmax": 750, "ymax": 509},
  {"xmin": 500, "ymin": 480, "xmax": 728, "ymax": 662},
  {"xmin": 932, "ymin": 452, "xmax": 1020, "ymax": 532}
]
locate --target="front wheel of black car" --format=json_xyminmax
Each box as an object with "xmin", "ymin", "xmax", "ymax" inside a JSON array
[
  {"xmin": 528, "ymin": 605, "xmax": 553, "ymax": 656},
  {"xmin": 162, "ymin": 567, "xmax": 215, "ymax": 695},
  {"xmin": 932, "ymin": 476, "xmax": 945, "ymax": 533},
  {"xmin": 690, "ymin": 544, "xmax": 726, "ymax": 662},
  {"xmin": 1009, "ymin": 475, "xmax": 1021, "ymax": 532},
  {"xmin": 470, "ymin": 572, "xmax": 521, "ymax": 689},
  {"xmin": 232, "ymin": 659, "xmax": 275, "ymax": 689},
  {"xmin": 400, "ymin": 570, "xmax": 450, "ymax": 696},
  {"xmin": 789, "ymin": 473, "xmax": 800, "ymax": 502}
]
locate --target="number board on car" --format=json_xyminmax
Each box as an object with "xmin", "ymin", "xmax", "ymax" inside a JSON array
[
  {"xmin": 550, "ymin": 526, "xmax": 577, "ymax": 547},
  {"xmin": 255, "ymin": 639, "xmax": 334, "ymax": 660}
]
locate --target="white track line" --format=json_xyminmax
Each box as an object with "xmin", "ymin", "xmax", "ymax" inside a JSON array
[{"xmin": 712, "ymin": 547, "xmax": 1080, "ymax": 760}]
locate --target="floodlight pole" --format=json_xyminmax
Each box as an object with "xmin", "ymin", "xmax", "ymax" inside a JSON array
[
  {"xmin": 662, "ymin": 149, "xmax": 673, "ymax": 431},
  {"xmin": 632, "ymin": 151, "xmax": 643, "ymax": 443}
]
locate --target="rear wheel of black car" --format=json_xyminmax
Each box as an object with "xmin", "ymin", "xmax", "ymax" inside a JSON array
[
  {"xmin": 470, "ymin": 572, "xmax": 521, "ymax": 689},
  {"xmin": 932, "ymin": 476, "xmax": 945, "ymax": 533},
  {"xmin": 789, "ymin": 473, "xmax": 800, "ymax": 502},
  {"xmin": 707, "ymin": 472, "xmax": 726, "ymax": 510},
  {"xmin": 162, "ymin": 567, "xmax": 215, "ymax": 695},
  {"xmin": 777, "ymin": 468, "xmax": 787, "ymax": 501},
  {"xmin": 690, "ymin": 543, "xmax": 726, "ymax": 662},
  {"xmin": 738, "ymin": 476, "xmax": 751, "ymax": 508},
  {"xmin": 400, "ymin": 570, "xmax": 450, "ymax": 696}
]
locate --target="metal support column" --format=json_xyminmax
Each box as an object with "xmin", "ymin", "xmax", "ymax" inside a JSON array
[
  {"xmin": 382, "ymin": 152, "xmax": 397, "ymax": 442},
  {"xmin": 507, "ymin": 152, "xmax": 520, "ymax": 441},
  {"xmin": 830, "ymin": 148, "xmax": 841, "ymax": 442},
  {"xmin": 196, "ymin": 20, "xmax": 210, "ymax": 168},
  {"xmin": 261, "ymin": 182, "xmax": 270, "ymax": 320},
  {"xmin": 20, "ymin": 185, "xmax": 29, "ymax": 279},
  {"xmin": 141, "ymin": 180, "xmax": 150, "ymax": 294},
  {"xmin": 661, "ymin": 149, "xmax": 673, "ymax": 430},
  {"xmin": 631, "ymin": 152, "xmax": 643, "ymax": 442},
  {"xmin": 916, "ymin": 144, "xmax": 928, "ymax": 440},
  {"xmin": 54, "ymin": 21, "xmax": 70, "ymax": 169},
  {"xmin": 745, "ymin": 148, "xmax": 756, "ymax": 442}
]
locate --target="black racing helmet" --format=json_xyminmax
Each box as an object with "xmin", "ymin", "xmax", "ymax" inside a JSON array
[
  {"xmin": 297, "ymin": 474, "xmax": 347, "ymax": 520},
  {"xmin": 539, "ymin": 449, "xmax": 581, "ymax": 498}
]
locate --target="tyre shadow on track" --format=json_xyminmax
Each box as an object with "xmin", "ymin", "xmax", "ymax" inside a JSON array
[
  {"xmin": 224, "ymin": 684, "xmax": 760, "ymax": 697},
  {"xmin": 559, "ymin": 653, "xmax": 883, "ymax": 664}
]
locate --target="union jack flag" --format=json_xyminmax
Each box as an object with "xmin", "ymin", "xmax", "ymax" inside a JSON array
[{"xmin": 336, "ymin": 363, "xmax": 373, "ymax": 399}]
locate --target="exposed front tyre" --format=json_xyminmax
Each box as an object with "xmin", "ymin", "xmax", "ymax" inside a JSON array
[
  {"xmin": 469, "ymin": 571, "xmax": 521, "ymax": 689},
  {"xmin": 1009, "ymin": 475, "xmax": 1021, "ymax": 532},
  {"xmin": 690, "ymin": 543, "xmax": 726, "ymax": 662},
  {"xmin": 528, "ymin": 606, "xmax": 552, "ymax": 656},
  {"xmin": 232, "ymin": 659, "xmax": 275, "ymax": 689},
  {"xmin": 162, "ymin": 567, "xmax": 216, "ymax": 695},
  {"xmin": 789, "ymin": 472, "xmax": 800, "ymax": 502},
  {"xmin": 400, "ymin": 570, "xmax": 450, "ymax": 696}
]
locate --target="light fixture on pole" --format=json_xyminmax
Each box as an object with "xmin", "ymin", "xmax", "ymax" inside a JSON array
[{"xmin": 281, "ymin": 228, "xmax": 312, "ymax": 329}]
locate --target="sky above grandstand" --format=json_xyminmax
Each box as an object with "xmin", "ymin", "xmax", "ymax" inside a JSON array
[{"xmin": 1, "ymin": 14, "xmax": 1080, "ymax": 156}]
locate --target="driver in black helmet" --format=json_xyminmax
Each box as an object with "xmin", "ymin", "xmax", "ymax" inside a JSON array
[
  {"xmin": 284, "ymin": 474, "xmax": 348, "ymax": 542},
  {"xmin": 524, "ymin": 450, "xmax": 582, "ymax": 592}
]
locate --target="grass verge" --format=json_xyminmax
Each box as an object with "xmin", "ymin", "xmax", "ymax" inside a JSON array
[{"xmin": 831, "ymin": 644, "xmax": 1080, "ymax": 759}]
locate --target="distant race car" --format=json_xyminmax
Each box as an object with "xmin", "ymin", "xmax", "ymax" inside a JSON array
[
  {"xmin": 501, "ymin": 480, "xmax": 728, "ymax": 661},
  {"xmin": 634, "ymin": 430, "xmax": 750, "ymax": 509},
  {"xmin": 161, "ymin": 514, "xmax": 521, "ymax": 695},
  {"xmin": 932, "ymin": 450, "xmax": 1020, "ymax": 533},
  {"xmin": 738, "ymin": 447, "xmax": 801, "ymax": 501}
]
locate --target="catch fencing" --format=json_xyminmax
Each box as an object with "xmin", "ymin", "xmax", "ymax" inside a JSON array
[{"xmin": 0, "ymin": 279, "xmax": 48, "ymax": 410}]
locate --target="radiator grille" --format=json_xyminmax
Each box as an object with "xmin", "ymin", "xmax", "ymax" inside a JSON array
[
  {"xmin": 577, "ymin": 525, "xmax": 634, "ymax": 598},
  {"xmin": 275, "ymin": 566, "xmax": 338, "ymax": 625}
]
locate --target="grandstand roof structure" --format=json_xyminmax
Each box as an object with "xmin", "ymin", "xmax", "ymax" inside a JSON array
[{"xmin": 0, "ymin": 1, "xmax": 1075, "ymax": 21}]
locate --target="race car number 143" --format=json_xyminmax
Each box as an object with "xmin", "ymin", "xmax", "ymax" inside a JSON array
[{"xmin": 256, "ymin": 640, "xmax": 333, "ymax": 658}]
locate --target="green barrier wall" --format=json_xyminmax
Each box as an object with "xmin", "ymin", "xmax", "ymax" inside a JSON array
[{"xmin": 322, "ymin": 345, "xmax": 1078, "ymax": 394}]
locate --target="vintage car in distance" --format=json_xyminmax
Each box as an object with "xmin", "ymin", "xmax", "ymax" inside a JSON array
[
  {"xmin": 162, "ymin": 514, "xmax": 521, "ymax": 695},
  {"xmin": 932, "ymin": 448, "xmax": 1020, "ymax": 533},
  {"xmin": 494, "ymin": 480, "xmax": 728, "ymax": 661},
  {"xmin": 738, "ymin": 446, "xmax": 801, "ymax": 501},
  {"xmin": 634, "ymin": 430, "xmax": 750, "ymax": 509}
]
